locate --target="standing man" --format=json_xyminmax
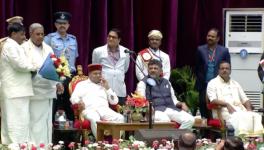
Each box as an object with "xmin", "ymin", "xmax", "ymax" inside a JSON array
[
  {"xmin": 136, "ymin": 30, "xmax": 171, "ymax": 81},
  {"xmin": 136, "ymin": 59, "xmax": 194, "ymax": 129},
  {"xmin": 22, "ymin": 23, "xmax": 64, "ymax": 146},
  {"xmin": 92, "ymin": 28, "xmax": 130, "ymax": 105},
  {"xmin": 44, "ymin": 11, "xmax": 78, "ymax": 121},
  {"xmin": 70, "ymin": 64, "xmax": 124, "ymax": 137},
  {"xmin": 0, "ymin": 16, "xmax": 24, "ymax": 89},
  {"xmin": 0, "ymin": 23, "xmax": 38, "ymax": 144},
  {"xmin": 195, "ymin": 28, "xmax": 230, "ymax": 118}
]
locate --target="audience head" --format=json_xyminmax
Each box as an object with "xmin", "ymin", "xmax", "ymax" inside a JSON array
[
  {"xmin": 54, "ymin": 11, "xmax": 71, "ymax": 34},
  {"xmin": 206, "ymin": 28, "xmax": 220, "ymax": 47},
  {"xmin": 7, "ymin": 23, "xmax": 26, "ymax": 45},
  {"xmin": 6, "ymin": 16, "xmax": 23, "ymax": 25},
  {"xmin": 178, "ymin": 132, "xmax": 197, "ymax": 150},
  {"xmin": 107, "ymin": 28, "xmax": 121, "ymax": 49},
  {"xmin": 87, "ymin": 64, "xmax": 102, "ymax": 84},
  {"xmin": 148, "ymin": 59, "xmax": 163, "ymax": 79},
  {"xmin": 148, "ymin": 30, "xmax": 162, "ymax": 50},
  {"xmin": 218, "ymin": 61, "xmax": 231, "ymax": 82},
  {"xmin": 29, "ymin": 23, "xmax": 44, "ymax": 46},
  {"xmin": 224, "ymin": 136, "xmax": 244, "ymax": 150}
]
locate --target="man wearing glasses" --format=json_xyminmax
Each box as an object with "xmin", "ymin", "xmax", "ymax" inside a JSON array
[
  {"xmin": 92, "ymin": 28, "xmax": 130, "ymax": 105},
  {"xmin": 136, "ymin": 30, "xmax": 171, "ymax": 81}
]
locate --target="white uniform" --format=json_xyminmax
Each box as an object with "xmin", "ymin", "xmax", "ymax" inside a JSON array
[
  {"xmin": 0, "ymin": 38, "xmax": 36, "ymax": 144},
  {"xmin": 70, "ymin": 79, "xmax": 124, "ymax": 137},
  {"xmin": 136, "ymin": 80, "xmax": 194, "ymax": 129},
  {"xmin": 22, "ymin": 39, "xmax": 57, "ymax": 145},
  {"xmin": 92, "ymin": 44, "xmax": 130, "ymax": 97},
  {"xmin": 207, "ymin": 75, "xmax": 263, "ymax": 135},
  {"xmin": 135, "ymin": 48, "xmax": 171, "ymax": 81}
]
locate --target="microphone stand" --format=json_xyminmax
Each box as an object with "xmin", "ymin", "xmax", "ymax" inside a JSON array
[
  {"xmin": 147, "ymin": 85, "xmax": 153, "ymax": 129},
  {"xmin": 126, "ymin": 51, "xmax": 154, "ymax": 129}
]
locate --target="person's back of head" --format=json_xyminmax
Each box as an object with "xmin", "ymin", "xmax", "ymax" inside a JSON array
[
  {"xmin": 224, "ymin": 136, "xmax": 244, "ymax": 150},
  {"xmin": 178, "ymin": 132, "xmax": 196, "ymax": 150}
]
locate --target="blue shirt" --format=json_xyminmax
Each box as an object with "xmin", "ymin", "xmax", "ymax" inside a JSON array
[
  {"xmin": 206, "ymin": 50, "xmax": 215, "ymax": 82},
  {"xmin": 44, "ymin": 32, "xmax": 78, "ymax": 73}
]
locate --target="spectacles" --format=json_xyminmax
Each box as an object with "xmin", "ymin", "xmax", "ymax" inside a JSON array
[{"xmin": 107, "ymin": 35, "xmax": 118, "ymax": 39}]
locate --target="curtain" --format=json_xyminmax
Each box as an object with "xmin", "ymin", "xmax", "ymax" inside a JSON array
[{"xmin": 1, "ymin": 0, "xmax": 264, "ymax": 93}]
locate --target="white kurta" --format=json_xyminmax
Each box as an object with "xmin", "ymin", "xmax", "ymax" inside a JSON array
[
  {"xmin": 136, "ymin": 80, "xmax": 194, "ymax": 129},
  {"xmin": 22, "ymin": 39, "xmax": 57, "ymax": 145},
  {"xmin": 0, "ymin": 38, "xmax": 37, "ymax": 144},
  {"xmin": 135, "ymin": 48, "xmax": 171, "ymax": 81},
  {"xmin": 92, "ymin": 44, "xmax": 130, "ymax": 97},
  {"xmin": 70, "ymin": 79, "xmax": 124, "ymax": 137},
  {"xmin": 207, "ymin": 75, "xmax": 263, "ymax": 135}
]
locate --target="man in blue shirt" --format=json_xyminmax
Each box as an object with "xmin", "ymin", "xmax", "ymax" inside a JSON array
[{"xmin": 44, "ymin": 11, "xmax": 78, "ymax": 121}]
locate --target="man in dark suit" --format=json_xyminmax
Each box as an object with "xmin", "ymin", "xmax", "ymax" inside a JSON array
[
  {"xmin": 195, "ymin": 28, "xmax": 230, "ymax": 118},
  {"xmin": 258, "ymin": 53, "xmax": 264, "ymax": 82}
]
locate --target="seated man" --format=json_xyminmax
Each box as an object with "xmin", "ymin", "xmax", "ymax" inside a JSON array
[
  {"xmin": 207, "ymin": 61, "xmax": 263, "ymax": 136},
  {"xmin": 136, "ymin": 59, "xmax": 194, "ymax": 129},
  {"xmin": 70, "ymin": 64, "xmax": 124, "ymax": 137},
  {"xmin": 178, "ymin": 132, "xmax": 197, "ymax": 150}
]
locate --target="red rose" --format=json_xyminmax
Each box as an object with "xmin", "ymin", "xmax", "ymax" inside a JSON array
[
  {"xmin": 68, "ymin": 142, "xmax": 75, "ymax": 148},
  {"xmin": 54, "ymin": 59, "xmax": 61, "ymax": 67},
  {"xmin": 39, "ymin": 143, "xmax": 45, "ymax": 148},
  {"xmin": 84, "ymin": 140, "xmax": 90, "ymax": 145}
]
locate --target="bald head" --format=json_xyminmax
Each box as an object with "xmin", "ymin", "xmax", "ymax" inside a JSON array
[{"xmin": 178, "ymin": 132, "xmax": 196, "ymax": 150}]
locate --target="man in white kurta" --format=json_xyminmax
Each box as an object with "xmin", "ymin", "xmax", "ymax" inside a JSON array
[
  {"xmin": 22, "ymin": 23, "xmax": 61, "ymax": 146},
  {"xmin": 136, "ymin": 30, "xmax": 171, "ymax": 81},
  {"xmin": 0, "ymin": 23, "xmax": 38, "ymax": 144},
  {"xmin": 92, "ymin": 29, "xmax": 130, "ymax": 105},
  {"xmin": 136, "ymin": 59, "xmax": 194, "ymax": 129},
  {"xmin": 70, "ymin": 64, "xmax": 124, "ymax": 137},
  {"xmin": 207, "ymin": 61, "xmax": 263, "ymax": 136}
]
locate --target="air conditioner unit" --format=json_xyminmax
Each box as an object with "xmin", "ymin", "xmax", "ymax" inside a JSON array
[
  {"xmin": 224, "ymin": 8, "xmax": 264, "ymax": 110},
  {"xmin": 225, "ymin": 9, "xmax": 264, "ymax": 53}
]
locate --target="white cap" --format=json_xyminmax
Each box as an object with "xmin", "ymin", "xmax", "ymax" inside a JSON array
[{"xmin": 148, "ymin": 30, "xmax": 163, "ymax": 39}]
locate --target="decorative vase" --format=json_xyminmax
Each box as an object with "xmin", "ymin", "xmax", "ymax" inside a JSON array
[{"xmin": 131, "ymin": 112, "xmax": 143, "ymax": 122}]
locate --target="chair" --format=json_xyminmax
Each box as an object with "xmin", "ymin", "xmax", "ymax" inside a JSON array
[
  {"xmin": 206, "ymin": 95, "xmax": 226, "ymax": 137},
  {"xmin": 68, "ymin": 65, "xmax": 91, "ymax": 141},
  {"xmin": 69, "ymin": 65, "xmax": 120, "ymax": 141}
]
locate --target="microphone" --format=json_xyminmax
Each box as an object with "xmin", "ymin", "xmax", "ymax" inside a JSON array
[
  {"xmin": 124, "ymin": 49, "xmax": 136, "ymax": 54},
  {"xmin": 146, "ymin": 78, "xmax": 156, "ymax": 87}
]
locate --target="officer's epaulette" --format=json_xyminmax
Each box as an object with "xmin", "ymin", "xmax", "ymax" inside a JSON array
[
  {"xmin": 68, "ymin": 34, "xmax": 76, "ymax": 39},
  {"xmin": 47, "ymin": 32, "xmax": 57, "ymax": 37}
]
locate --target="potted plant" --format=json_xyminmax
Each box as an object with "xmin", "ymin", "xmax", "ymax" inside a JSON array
[{"xmin": 170, "ymin": 66, "xmax": 199, "ymax": 116}]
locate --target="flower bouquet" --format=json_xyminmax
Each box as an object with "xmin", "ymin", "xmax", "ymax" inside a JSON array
[
  {"xmin": 121, "ymin": 92, "xmax": 149, "ymax": 122},
  {"xmin": 39, "ymin": 53, "xmax": 71, "ymax": 81}
]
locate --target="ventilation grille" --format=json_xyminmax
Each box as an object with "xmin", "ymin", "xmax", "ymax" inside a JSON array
[
  {"xmin": 229, "ymin": 15, "xmax": 262, "ymax": 32},
  {"xmin": 245, "ymin": 91, "xmax": 262, "ymax": 110}
]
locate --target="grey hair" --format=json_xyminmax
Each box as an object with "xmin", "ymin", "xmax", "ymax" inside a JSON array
[{"xmin": 29, "ymin": 23, "xmax": 44, "ymax": 33}]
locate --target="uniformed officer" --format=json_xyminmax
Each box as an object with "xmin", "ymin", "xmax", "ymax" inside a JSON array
[
  {"xmin": 44, "ymin": 11, "xmax": 78, "ymax": 73},
  {"xmin": 44, "ymin": 11, "xmax": 78, "ymax": 121}
]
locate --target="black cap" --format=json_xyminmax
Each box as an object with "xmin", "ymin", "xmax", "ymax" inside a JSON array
[{"xmin": 54, "ymin": 11, "xmax": 71, "ymax": 23}]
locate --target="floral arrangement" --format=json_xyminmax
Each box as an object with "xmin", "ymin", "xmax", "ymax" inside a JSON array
[
  {"xmin": 3, "ymin": 142, "xmax": 62, "ymax": 150},
  {"xmin": 50, "ymin": 53, "xmax": 71, "ymax": 81},
  {"xmin": 122, "ymin": 92, "xmax": 149, "ymax": 114}
]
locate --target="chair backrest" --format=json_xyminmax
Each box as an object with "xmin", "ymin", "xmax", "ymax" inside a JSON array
[{"xmin": 68, "ymin": 65, "xmax": 88, "ymax": 95}]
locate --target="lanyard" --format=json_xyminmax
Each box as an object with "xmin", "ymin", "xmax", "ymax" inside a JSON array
[{"xmin": 208, "ymin": 48, "xmax": 216, "ymax": 62}]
